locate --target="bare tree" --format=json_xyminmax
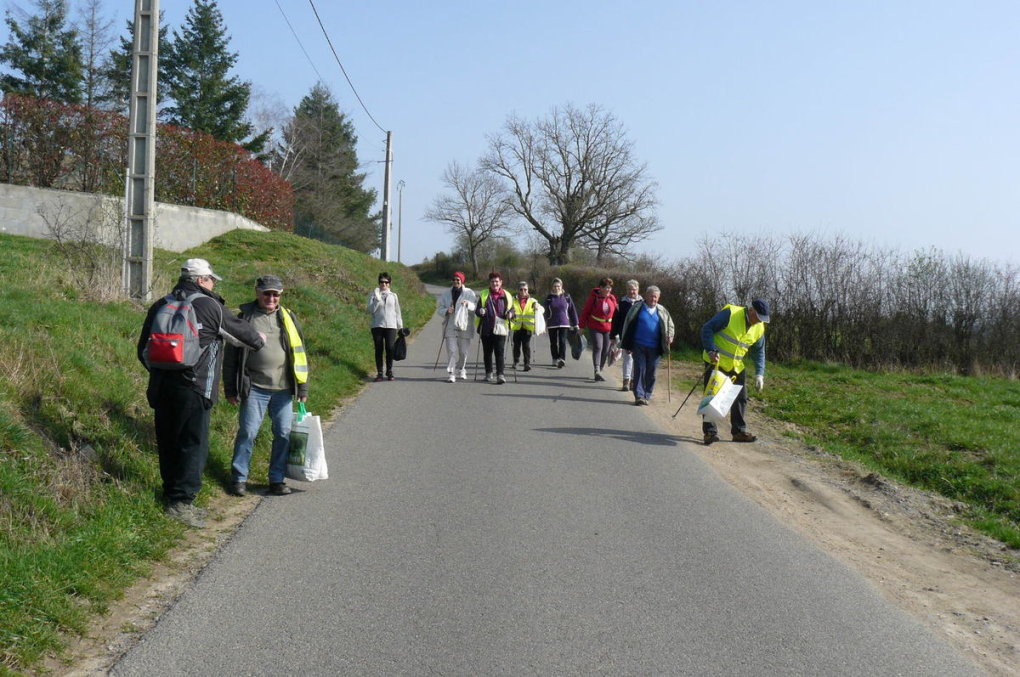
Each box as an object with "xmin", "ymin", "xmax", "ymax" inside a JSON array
[
  {"xmin": 75, "ymin": 0, "xmax": 114, "ymax": 109},
  {"xmin": 425, "ymin": 161, "xmax": 513, "ymax": 277},
  {"xmin": 481, "ymin": 103, "xmax": 659, "ymax": 265}
]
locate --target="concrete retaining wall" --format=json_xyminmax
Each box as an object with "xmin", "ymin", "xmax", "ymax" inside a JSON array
[{"xmin": 0, "ymin": 183, "xmax": 269, "ymax": 252}]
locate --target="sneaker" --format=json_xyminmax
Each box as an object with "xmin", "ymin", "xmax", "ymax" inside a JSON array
[
  {"xmin": 638, "ymin": 398, "xmax": 649, "ymax": 406},
  {"xmin": 594, "ymin": 372, "xmax": 606, "ymax": 382},
  {"xmin": 459, "ymin": 369, "xmax": 468, "ymax": 380},
  {"xmin": 226, "ymin": 482, "xmax": 246, "ymax": 497},
  {"xmin": 486, "ymin": 372, "xmax": 496, "ymax": 383},
  {"xmin": 704, "ymin": 432, "xmax": 720, "ymax": 446},
  {"xmin": 620, "ymin": 378, "xmax": 630, "ymax": 391},
  {"xmin": 386, "ymin": 373, "xmax": 395, "ymax": 381},
  {"xmin": 556, "ymin": 359, "xmax": 565, "ymax": 368},
  {"xmin": 732, "ymin": 432, "xmax": 757, "ymax": 443},
  {"xmin": 374, "ymin": 373, "xmax": 384, "ymax": 382},
  {"xmin": 497, "ymin": 374, "xmax": 506, "ymax": 385},
  {"xmin": 268, "ymin": 482, "xmax": 292, "ymax": 495},
  {"xmin": 165, "ymin": 502, "xmax": 205, "ymax": 528},
  {"xmin": 523, "ymin": 364, "xmax": 531, "ymax": 372},
  {"xmin": 447, "ymin": 374, "xmax": 456, "ymax": 383}
]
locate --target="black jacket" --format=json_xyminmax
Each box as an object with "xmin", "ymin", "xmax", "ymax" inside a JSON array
[
  {"xmin": 222, "ymin": 301, "xmax": 309, "ymax": 401},
  {"xmin": 138, "ymin": 279, "xmax": 265, "ymax": 407}
]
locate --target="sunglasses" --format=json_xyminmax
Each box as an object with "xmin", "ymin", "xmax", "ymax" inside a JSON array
[
  {"xmin": 259, "ymin": 291, "xmax": 281, "ymax": 297},
  {"xmin": 379, "ymin": 280, "xmax": 390, "ymax": 284}
]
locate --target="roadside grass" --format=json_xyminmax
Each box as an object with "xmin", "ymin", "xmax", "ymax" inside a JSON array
[
  {"xmin": 0, "ymin": 230, "xmax": 432, "ymax": 674},
  {"xmin": 672, "ymin": 352, "xmax": 1020, "ymax": 550}
]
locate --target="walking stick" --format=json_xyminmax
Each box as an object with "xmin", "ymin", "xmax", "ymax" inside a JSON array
[
  {"xmin": 474, "ymin": 335, "xmax": 482, "ymax": 381},
  {"xmin": 433, "ymin": 315, "xmax": 449, "ymax": 371},
  {"xmin": 667, "ymin": 351, "xmax": 672, "ymax": 402},
  {"xmin": 672, "ymin": 379, "xmax": 702, "ymax": 418},
  {"xmin": 505, "ymin": 330, "xmax": 517, "ymax": 382}
]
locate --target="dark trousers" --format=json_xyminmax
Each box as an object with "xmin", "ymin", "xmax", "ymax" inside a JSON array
[
  {"xmin": 631, "ymin": 344, "xmax": 660, "ymax": 400},
  {"xmin": 481, "ymin": 333, "xmax": 506, "ymax": 375},
  {"xmin": 549, "ymin": 328, "xmax": 568, "ymax": 361},
  {"xmin": 153, "ymin": 380, "xmax": 211, "ymax": 504},
  {"xmin": 702, "ymin": 365, "xmax": 748, "ymax": 435},
  {"xmin": 512, "ymin": 329, "xmax": 532, "ymax": 366},
  {"xmin": 372, "ymin": 327, "xmax": 396, "ymax": 376}
]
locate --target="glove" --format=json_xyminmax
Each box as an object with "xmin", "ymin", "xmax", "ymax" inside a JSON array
[{"xmin": 754, "ymin": 374, "xmax": 764, "ymax": 391}]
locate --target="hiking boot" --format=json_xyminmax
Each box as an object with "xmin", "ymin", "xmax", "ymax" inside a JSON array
[
  {"xmin": 497, "ymin": 374, "xmax": 507, "ymax": 385},
  {"xmin": 704, "ymin": 432, "xmax": 720, "ymax": 446},
  {"xmin": 638, "ymin": 398, "xmax": 649, "ymax": 406},
  {"xmin": 386, "ymin": 372, "xmax": 395, "ymax": 381},
  {"xmin": 165, "ymin": 502, "xmax": 205, "ymax": 528},
  {"xmin": 620, "ymin": 378, "xmax": 630, "ymax": 391},
  {"xmin": 226, "ymin": 482, "xmax": 246, "ymax": 497},
  {"xmin": 269, "ymin": 482, "xmax": 292, "ymax": 496},
  {"xmin": 732, "ymin": 432, "xmax": 757, "ymax": 443},
  {"xmin": 374, "ymin": 373, "xmax": 384, "ymax": 382}
]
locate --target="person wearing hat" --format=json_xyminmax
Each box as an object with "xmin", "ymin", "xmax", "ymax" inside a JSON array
[
  {"xmin": 700, "ymin": 298, "xmax": 771, "ymax": 445},
  {"xmin": 137, "ymin": 258, "xmax": 266, "ymax": 527},
  {"xmin": 367, "ymin": 272, "xmax": 404, "ymax": 381},
  {"xmin": 510, "ymin": 280, "xmax": 538, "ymax": 371},
  {"xmin": 223, "ymin": 274, "xmax": 309, "ymax": 497},
  {"xmin": 435, "ymin": 271, "xmax": 477, "ymax": 382}
]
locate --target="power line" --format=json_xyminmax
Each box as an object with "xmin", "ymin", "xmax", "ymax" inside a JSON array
[
  {"xmin": 273, "ymin": 0, "xmax": 326, "ymax": 85},
  {"xmin": 306, "ymin": 0, "xmax": 387, "ymax": 134}
]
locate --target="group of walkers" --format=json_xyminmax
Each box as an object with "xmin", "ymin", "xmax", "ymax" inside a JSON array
[
  {"xmin": 138, "ymin": 257, "xmax": 770, "ymax": 529},
  {"xmin": 395, "ymin": 272, "xmax": 771, "ymax": 449}
]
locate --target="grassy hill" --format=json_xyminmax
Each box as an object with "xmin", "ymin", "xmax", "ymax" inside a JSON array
[{"xmin": 0, "ymin": 229, "xmax": 433, "ymax": 673}]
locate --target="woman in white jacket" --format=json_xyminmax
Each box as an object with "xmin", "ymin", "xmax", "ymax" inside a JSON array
[
  {"xmin": 435, "ymin": 271, "xmax": 477, "ymax": 382},
  {"xmin": 367, "ymin": 272, "xmax": 404, "ymax": 381}
]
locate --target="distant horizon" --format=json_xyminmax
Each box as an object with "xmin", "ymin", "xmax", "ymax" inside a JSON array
[{"xmin": 2, "ymin": 0, "xmax": 1016, "ymax": 267}]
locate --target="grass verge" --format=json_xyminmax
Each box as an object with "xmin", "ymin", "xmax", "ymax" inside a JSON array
[{"xmin": 0, "ymin": 230, "xmax": 433, "ymax": 674}]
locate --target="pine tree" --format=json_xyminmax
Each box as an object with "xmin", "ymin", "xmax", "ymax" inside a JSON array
[
  {"xmin": 0, "ymin": 0, "xmax": 84, "ymax": 104},
  {"xmin": 162, "ymin": 0, "xmax": 267, "ymax": 153},
  {"xmin": 277, "ymin": 83, "xmax": 378, "ymax": 252}
]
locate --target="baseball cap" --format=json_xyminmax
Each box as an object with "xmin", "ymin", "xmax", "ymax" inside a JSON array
[
  {"xmin": 181, "ymin": 258, "xmax": 222, "ymax": 280},
  {"xmin": 256, "ymin": 274, "xmax": 284, "ymax": 292},
  {"xmin": 751, "ymin": 298, "xmax": 771, "ymax": 323}
]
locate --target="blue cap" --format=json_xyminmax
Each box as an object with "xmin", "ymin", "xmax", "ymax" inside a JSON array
[{"xmin": 751, "ymin": 299, "xmax": 771, "ymax": 323}]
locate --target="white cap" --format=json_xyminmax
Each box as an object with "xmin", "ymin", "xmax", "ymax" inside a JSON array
[{"xmin": 181, "ymin": 258, "xmax": 222, "ymax": 280}]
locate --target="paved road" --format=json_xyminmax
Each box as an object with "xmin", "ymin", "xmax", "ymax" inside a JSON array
[{"xmin": 114, "ymin": 290, "xmax": 979, "ymax": 675}]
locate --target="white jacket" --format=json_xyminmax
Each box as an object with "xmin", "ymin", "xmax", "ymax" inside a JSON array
[
  {"xmin": 368, "ymin": 288, "xmax": 403, "ymax": 329},
  {"xmin": 436, "ymin": 286, "xmax": 478, "ymax": 338}
]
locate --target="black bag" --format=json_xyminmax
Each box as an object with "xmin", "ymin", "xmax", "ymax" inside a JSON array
[
  {"xmin": 569, "ymin": 328, "xmax": 587, "ymax": 360},
  {"xmin": 393, "ymin": 332, "xmax": 407, "ymax": 361}
]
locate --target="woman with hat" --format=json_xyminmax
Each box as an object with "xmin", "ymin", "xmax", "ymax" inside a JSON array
[
  {"xmin": 367, "ymin": 272, "xmax": 404, "ymax": 381},
  {"xmin": 436, "ymin": 271, "xmax": 477, "ymax": 382}
]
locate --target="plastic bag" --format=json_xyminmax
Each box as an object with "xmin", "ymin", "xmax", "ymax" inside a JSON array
[
  {"xmin": 393, "ymin": 332, "xmax": 407, "ymax": 361},
  {"xmin": 697, "ymin": 369, "xmax": 742, "ymax": 422},
  {"xmin": 286, "ymin": 402, "xmax": 328, "ymax": 481},
  {"xmin": 569, "ymin": 329, "xmax": 587, "ymax": 360},
  {"xmin": 533, "ymin": 302, "xmax": 546, "ymax": 336},
  {"xmin": 493, "ymin": 317, "xmax": 509, "ymax": 336},
  {"xmin": 453, "ymin": 302, "xmax": 471, "ymax": 331}
]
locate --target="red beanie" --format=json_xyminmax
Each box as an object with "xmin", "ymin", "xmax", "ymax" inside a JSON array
[{"xmin": 452, "ymin": 271, "xmax": 466, "ymax": 283}]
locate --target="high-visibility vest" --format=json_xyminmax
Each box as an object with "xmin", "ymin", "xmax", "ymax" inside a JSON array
[
  {"xmin": 475, "ymin": 289, "xmax": 511, "ymax": 328},
  {"xmin": 510, "ymin": 296, "xmax": 537, "ymax": 331},
  {"xmin": 702, "ymin": 304, "xmax": 764, "ymax": 374},
  {"xmin": 280, "ymin": 306, "xmax": 309, "ymax": 384}
]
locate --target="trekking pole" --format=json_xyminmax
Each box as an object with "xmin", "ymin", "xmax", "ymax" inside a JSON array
[
  {"xmin": 505, "ymin": 330, "xmax": 517, "ymax": 382},
  {"xmin": 433, "ymin": 316, "xmax": 449, "ymax": 371},
  {"xmin": 672, "ymin": 379, "xmax": 702, "ymax": 418},
  {"xmin": 667, "ymin": 352, "xmax": 672, "ymax": 402},
  {"xmin": 474, "ymin": 336, "xmax": 481, "ymax": 381}
]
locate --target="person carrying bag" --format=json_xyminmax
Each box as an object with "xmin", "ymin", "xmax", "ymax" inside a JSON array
[{"xmin": 287, "ymin": 402, "xmax": 328, "ymax": 481}]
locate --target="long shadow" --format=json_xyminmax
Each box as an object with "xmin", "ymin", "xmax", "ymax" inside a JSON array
[
  {"xmin": 533, "ymin": 426, "xmax": 690, "ymax": 447},
  {"xmin": 481, "ymin": 392, "xmax": 632, "ymax": 406}
]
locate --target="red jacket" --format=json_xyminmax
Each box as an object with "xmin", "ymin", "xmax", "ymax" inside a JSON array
[{"xmin": 579, "ymin": 288, "xmax": 618, "ymax": 333}]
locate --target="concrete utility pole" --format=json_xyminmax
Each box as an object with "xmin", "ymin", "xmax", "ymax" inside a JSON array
[
  {"xmin": 380, "ymin": 131, "xmax": 393, "ymax": 261},
  {"xmin": 123, "ymin": 0, "xmax": 159, "ymax": 301},
  {"xmin": 397, "ymin": 179, "xmax": 405, "ymax": 263}
]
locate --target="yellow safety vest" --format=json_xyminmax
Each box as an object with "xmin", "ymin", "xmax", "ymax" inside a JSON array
[
  {"xmin": 475, "ymin": 289, "xmax": 511, "ymax": 328},
  {"xmin": 280, "ymin": 306, "xmax": 309, "ymax": 384},
  {"xmin": 510, "ymin": 296, "xmax": 537, "ymax": 331},
  {"xmin": 702, "ymin": 304, "xmax": 764, "ymax": 374}
]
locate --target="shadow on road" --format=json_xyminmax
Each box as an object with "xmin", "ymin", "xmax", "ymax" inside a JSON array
[{"xmin": 533, "ymin": 426, "xmax": 697, "ymax": 447}]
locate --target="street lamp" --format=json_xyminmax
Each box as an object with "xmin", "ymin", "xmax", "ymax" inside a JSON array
[{"xmin": 397, "ymin": 180, "xmax": 406, "ymax": 263}]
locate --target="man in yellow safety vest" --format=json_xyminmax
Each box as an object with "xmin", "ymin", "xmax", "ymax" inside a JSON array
[{"xmin": 701, "ymin": 298, "xmax": 769, "ymax": 445}]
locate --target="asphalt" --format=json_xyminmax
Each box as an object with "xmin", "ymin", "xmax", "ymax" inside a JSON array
[{"xmin": 112, "ymin": 287, "xmax": 980, "ymax": 676}]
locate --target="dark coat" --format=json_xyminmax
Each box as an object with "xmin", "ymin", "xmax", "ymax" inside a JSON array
[{"xmin": 223, "ymin": 301, "xmax": 309, "ymax": 401}]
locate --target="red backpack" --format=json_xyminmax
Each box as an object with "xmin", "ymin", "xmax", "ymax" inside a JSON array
[{"xmin": 143, "ymin": 291, "xmax": 209, "ymax": 369}]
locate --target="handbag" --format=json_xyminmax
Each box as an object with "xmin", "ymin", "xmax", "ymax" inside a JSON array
[
  {"xmin": 393, "ymin": 331, "xmax": 408, "ymax": 360},
  {"xmin": 697, "ymin": 369, "xmax": 742, "ymax": 422},
  {"xmin": 286, "ymin": 402, "xmax": 328, "ymax": 481},
  {"xmin": 493, "ymin": 317, "xmax": 509, "ymax": 336}
]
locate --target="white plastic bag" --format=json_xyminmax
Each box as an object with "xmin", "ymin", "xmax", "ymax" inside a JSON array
[
  {"xmin": 493, "ymin": 316, "xmax": 509, "ymax": 336},
  {"xmin": 697, "ymin": 370, "xmax": 742, "ymax": 422},
  {"xmin": 286, "ymin": 403, "xmax": 328, "ymax": 481},
  {"xmin": 453, "ymin": 302, "xmax": 471, "ymax": 332},
  {"xmin": 533, "ymin": 302, "xmax": 546, "ymax": 336}
]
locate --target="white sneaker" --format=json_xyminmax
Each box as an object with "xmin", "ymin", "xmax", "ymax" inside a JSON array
[
  {"xmin": 486, "ymin": 372, "xmax": 496, "ymax": 383},
  {"xmin": 497, "ymin": 374, "xmax": 506, "ymax": 384},
  {"xmin": 459, "ymin": 369, "xmax": 467, "ymax": 380},
  {"xmin": 447, "ymin": 374, "xmax": 456, "ymax": 383}
]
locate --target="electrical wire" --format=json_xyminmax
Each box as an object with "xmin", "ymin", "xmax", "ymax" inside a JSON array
[
  {"xmin": 273, "ymin": 0, "xmax": 326, "ymax": 85},
  {"xmin": 306, "ymin": 0, "xmax": 388, "ymax": 134}
]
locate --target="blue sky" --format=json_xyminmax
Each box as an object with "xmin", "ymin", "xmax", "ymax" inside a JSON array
[{"xmin": 6, "ymin": 0, "xmax": 1019, "ymax": 266}]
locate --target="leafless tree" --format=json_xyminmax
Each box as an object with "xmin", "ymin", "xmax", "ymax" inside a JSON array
[
  {"xmin": 481, "ymin": 103, "xmax": 659, "ymax": 265},
  {"xmin": 425, "ymin": 161, "xmax": 513, "ymax": 277}
]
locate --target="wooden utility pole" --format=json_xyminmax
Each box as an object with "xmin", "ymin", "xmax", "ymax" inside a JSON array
[
  {"xmin": 380, "ymin": 131, "xmax": 393, "ymax": 261},
  {"xmin": 123, "ymin": 0, "xmax": 159, "ymax": 300}
]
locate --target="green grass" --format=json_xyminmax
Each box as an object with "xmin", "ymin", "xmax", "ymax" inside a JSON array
[
  {"xmin": 0, "ymin": 230, "xmax": 433, "ymax": 673},
  {"xmin": 750, "ymin": 360, "xmax": 1020, "ymax": 549}
]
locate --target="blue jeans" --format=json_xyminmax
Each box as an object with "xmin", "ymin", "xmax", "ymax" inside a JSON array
[
  {"xmin": 231, "ymin": 386, "xmax": 293, "ymax": 484},
  {"xmin": 631, "ymin": 344, "xmax": 660, "ymax": 400}
]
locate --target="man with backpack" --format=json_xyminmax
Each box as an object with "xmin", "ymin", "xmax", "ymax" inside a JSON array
[
  {"xmin": 137, "ymin": 258, "xmax": 266, "ymax": 527},
  {"xmin": 223, "ymin": 274, "xmax": 309, "ymax": 497}
]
